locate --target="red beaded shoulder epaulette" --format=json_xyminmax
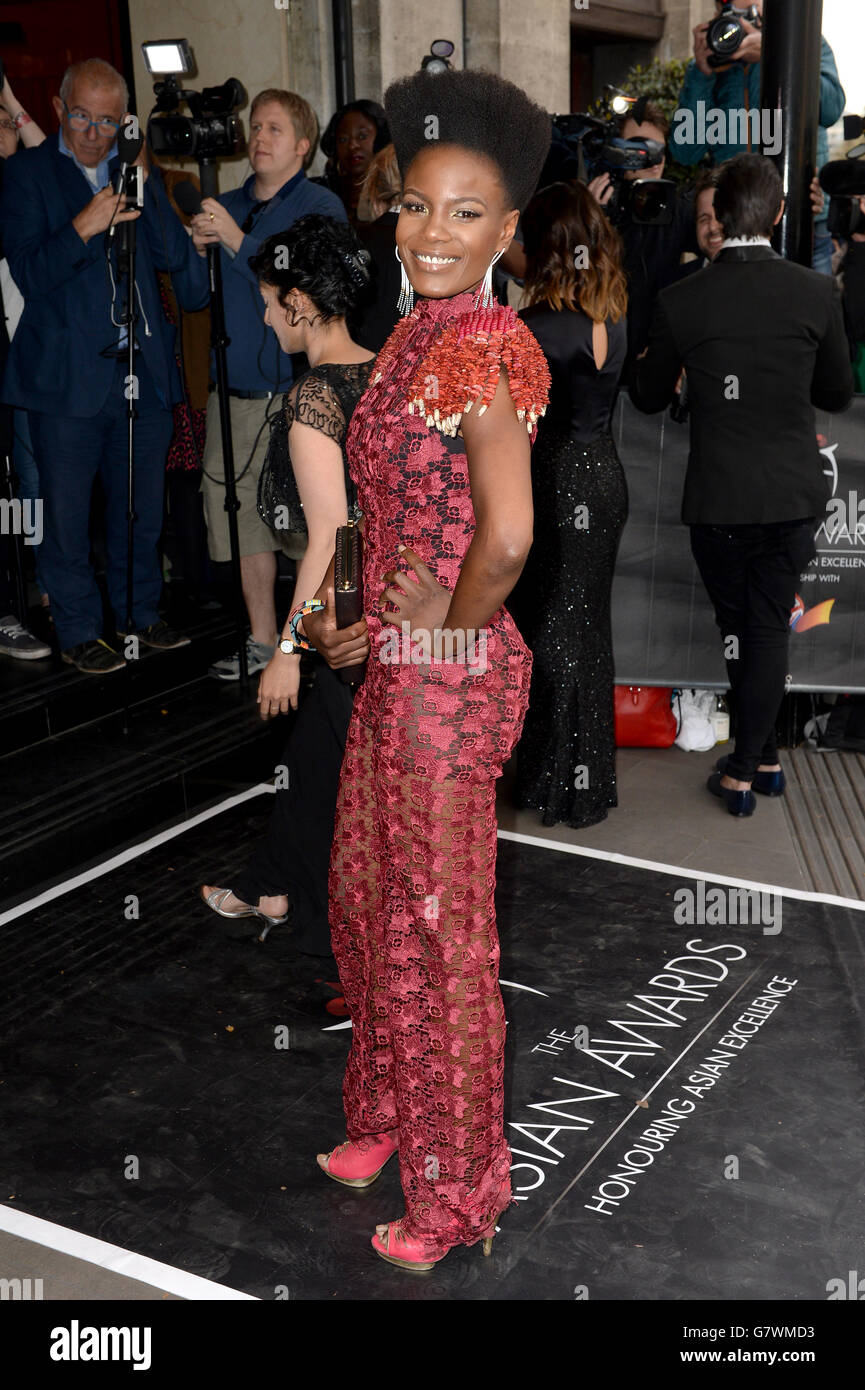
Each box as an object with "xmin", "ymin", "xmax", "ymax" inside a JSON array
[{"xmin": 373, "ymin": 302, "xmax": 550, "ymax": 437}]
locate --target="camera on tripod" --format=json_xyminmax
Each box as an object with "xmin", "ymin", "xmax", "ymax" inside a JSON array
[
  {"xmin": 705, "ymin": 3, "xmax": 761, "ymax": 68},
  {"xmin": 142, "ymin": 39, "xmax": 245, "ymax": 160},
  {"xmin": 553, "ymin": 89, "xmax": 675, "ymax": 226}
]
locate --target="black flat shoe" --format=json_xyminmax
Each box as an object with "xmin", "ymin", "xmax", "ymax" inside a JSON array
[
  {"xmin": 707, "ymin": 771, "xmax": 756, "ymax": 817},
  {"xmin": 715, "ymin": 755, "xmax": 786, "ymax": 797}
]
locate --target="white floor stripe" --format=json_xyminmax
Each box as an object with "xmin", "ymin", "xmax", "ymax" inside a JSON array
[
  {"xmin": 499, "ymin": 979, "xmax": 549, "ymax": 997},
  {"xmin": 0, "ymin": 785, "xmax": 276, "ymax": 926},
  {"xmin": 497, "ymin": 828, "xmax": 865, "ymax": 912},
  {"xmin": 0, "ymin": 1205, "xmax": 258, "ymax": 1300},
  {"xmin": 6, "ymin": 787, "xmax": 860, "ymax": 924}
]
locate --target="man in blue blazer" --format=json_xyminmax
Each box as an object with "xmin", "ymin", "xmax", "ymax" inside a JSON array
[
  {"xmin": 0, "ymin": 58, "xmax": 192, "ymax": 673},
  {"xmin": 181, "ymin": 89, "xmax": 347, "ymax": 681}
]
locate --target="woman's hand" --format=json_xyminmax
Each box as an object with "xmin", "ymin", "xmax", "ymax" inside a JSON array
[
  {"xmin": 381, "ymin": 547, "xmax": 451, "ymax": 650},
  {"xmin": 257, "ymin": 651, "xmax": 301, "ymax": 719},
  {"xmin": 303, "ymin": 587, "xmax": 371, "ymax": 670},
  {"xmin": 190, "ymin": 198, "xmax": 244, "ymax": 255}
]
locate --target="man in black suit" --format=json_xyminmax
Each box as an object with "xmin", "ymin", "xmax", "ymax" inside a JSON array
[{"xmin": 631, "ymin": 153, "xmax": 854, "ymax": 816}]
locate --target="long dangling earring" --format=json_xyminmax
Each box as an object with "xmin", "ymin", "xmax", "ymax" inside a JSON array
[
  {"xmin": 395, "ymin": 245, "xmax": 415, "ymax": 316},
  {"xmin": 474, "ymin": 247, "xmax": 506, "ymax": 310}
]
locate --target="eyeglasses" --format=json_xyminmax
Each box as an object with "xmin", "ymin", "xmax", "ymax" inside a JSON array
[
  {"xmin": 241, "ymin": 199, "xmax": 271, "ymax": 234},
  {"xmin": 0, "ymin": 119, "xmax": 16, "ymax": 133},
  {"xmin": 63, "ymin": 101, "xmax": 121, "ymax": 136}
]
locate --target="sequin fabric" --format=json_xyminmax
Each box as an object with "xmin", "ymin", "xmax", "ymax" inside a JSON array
[
  {"xmin": 514, "ymin": 429, "xmax": 628, "ymax": 828},
  {"xmin": 329, "ymin": 289, "xmax": 549, "ymax": 1257}
]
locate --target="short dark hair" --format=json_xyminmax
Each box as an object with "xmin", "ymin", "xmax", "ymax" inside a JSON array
[
  {"xmin": 383, "ymin": 68, "xmax": 551, "ymax": 213},
  {"xmin": 248, "ymin": 214, "xmax": 371, "ymax": 322},
  {"xmin": 622, "ymin": 99, "xmax": 669, "ymax": 142},
  {"xmin": 713, "ymin": 153, "xmax": 782, "ymax": 239},
  {"xmin": 694, "ymin": 168, "xmax": 718, "ymax": 200}
]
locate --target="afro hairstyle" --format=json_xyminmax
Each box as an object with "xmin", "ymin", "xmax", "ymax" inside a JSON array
[
  {"xmin": 383, "ymin": 68, "xmax": 552, "ymax": 214},
  {"xmin": 320, "ymin": 100, "xmax": 391, "ymax": 161}
]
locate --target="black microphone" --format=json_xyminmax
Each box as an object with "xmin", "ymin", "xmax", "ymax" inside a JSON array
[
  {"xmin": 110, "ymin": 118, "xmax": 146, "ymax": 238},
  {"xmin": 172, "ymin": 180, "xmax": 203, "ymax": 218},
  {"xmin": 117, "ymin": 117, "xmax": 144, "ymax": 169}
]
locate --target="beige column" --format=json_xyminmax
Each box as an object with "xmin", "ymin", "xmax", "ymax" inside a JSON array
[{"xmin": 658, "ymin": 0, "xmax": 709, "ymax": 63}]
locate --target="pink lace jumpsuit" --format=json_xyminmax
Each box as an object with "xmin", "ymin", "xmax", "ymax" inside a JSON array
[{"xmin": 329, "ymin": 288, "xmax": 550, "ymax": 1257}]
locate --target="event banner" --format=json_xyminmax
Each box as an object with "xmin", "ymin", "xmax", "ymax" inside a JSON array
[{"xmin": 610, "ymin": 394, "xmax": 865, "ymax": 692}]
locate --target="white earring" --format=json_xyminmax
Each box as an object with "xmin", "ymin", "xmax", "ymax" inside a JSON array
[
  {"xmin": 395, "ymin": 245, "xmax": 414, "ymax": 316},
  {"xmin": 474, "ymin": 247, "xmax": 506, "ymax": 310}
]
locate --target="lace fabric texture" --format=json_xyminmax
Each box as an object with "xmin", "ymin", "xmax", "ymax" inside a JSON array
[
  {"xmin": 329, "ymin": 290, "xmax": 549, "ymax": 1256},
  {"xmin": 257, "ymin": 362, "xmax": 375, "ymax": 534}
]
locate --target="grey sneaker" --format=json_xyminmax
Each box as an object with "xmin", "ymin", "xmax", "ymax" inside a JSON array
[
  {"xmin": 209, "ymin": 636, "xmax": 274, "ymax": 681},
  {"xmin": 0, "ymin": 614, "xmax": 51, "ymax": 660}
]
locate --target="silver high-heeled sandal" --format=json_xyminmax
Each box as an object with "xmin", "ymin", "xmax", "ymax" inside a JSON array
[{"xmin": 199, "ymin": 886, "xmax": 289, "ymax": 940}]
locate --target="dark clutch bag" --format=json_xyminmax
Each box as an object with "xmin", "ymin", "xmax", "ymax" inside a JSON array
[{"xmin": 334, "ymin": 519, "xmax": 367, "ymax": 687}]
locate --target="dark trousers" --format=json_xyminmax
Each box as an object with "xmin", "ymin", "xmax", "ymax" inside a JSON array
[
  {"xmin": 234, "ymin": 657, "xmax": 354, "ymax": 956},
  {"xmin": 29, "ymin": 358, "xmax": 173, "ymax": 650},
  {"xmin": 690, "ymin": 518, "xmax": 816, "ymax": 781}
]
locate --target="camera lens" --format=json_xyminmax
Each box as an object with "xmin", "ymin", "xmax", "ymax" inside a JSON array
[{"xmin": 707, "ymin": 16, "xmax": 744, "ymax": 57}]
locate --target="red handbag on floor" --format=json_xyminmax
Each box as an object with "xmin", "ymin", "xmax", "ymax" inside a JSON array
[{"xmin": 614, "ymin": 685, "xmax": 677, "ymax": 748}]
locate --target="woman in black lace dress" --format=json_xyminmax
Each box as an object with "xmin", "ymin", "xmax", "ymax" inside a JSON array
[
  {"xmin": 514, "ymin": 182, "xmax": 629, "ymax": 828},
  {"xmin": 200, "ymin": 215, "xmax": 375, "ymax": 953}
]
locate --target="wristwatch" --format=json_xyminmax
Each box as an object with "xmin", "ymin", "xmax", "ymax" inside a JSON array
[{"xmin": 278, "ymin": 636, "xmax": 300, "ymax": 655}]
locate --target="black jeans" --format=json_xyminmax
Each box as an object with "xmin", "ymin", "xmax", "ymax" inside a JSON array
[
  {"xmin": 234, "ymin": 656, "xmax": 354, "ymax": 956},
  {"xmin": 690, "ymin": 518, "xmax": 816, "ymax": 782}
]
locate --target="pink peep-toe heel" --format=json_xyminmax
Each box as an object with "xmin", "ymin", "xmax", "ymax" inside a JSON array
[{"xmin": 316, "ymin": 1131, "xmax": 398, "ymax": 1188}]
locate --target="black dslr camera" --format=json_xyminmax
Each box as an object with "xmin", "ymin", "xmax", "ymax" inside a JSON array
[
  {"xmin": 552, "ymin": 92, "xmax": 675, "ymax": 227},
  {"xmin": 706, "ymin": 3, "xmax": 761, "ymax": 67}
]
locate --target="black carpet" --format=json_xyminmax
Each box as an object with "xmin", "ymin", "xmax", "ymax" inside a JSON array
[{"xmin": 1, "ymin": 797, "xmax": 863, "ymax": 1302}]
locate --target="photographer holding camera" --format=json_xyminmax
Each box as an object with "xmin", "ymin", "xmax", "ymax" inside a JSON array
[
  {"xmin": 675, "ymin": 1, "xmax": 844, "ymax": 273},
  {"xmin": 177, "ymin": 89, "xmax": 347, "ymax": 680},
  {"xmin": 0, "ymin": 58, "xmax": 193, "ymax": 674},
  {"xmin": 630, "ymin": 153, "xmax": 853, "ymax": 817},
  {"xmin": 588, "ymin": 100, "xmax": 698, "ymax": 385}
]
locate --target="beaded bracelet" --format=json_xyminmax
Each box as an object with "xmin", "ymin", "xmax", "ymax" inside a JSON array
[
  {"xmin": 288, "ymin": 599, "xmax": 325, "ymax": 650},
  {"xmin": 12, "ymin": 111, "xmax": 31, "ymax": 130}
]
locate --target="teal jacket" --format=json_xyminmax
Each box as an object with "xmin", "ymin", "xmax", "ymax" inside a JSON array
[{"xmin": 674, "ymin": 37, "xmax": 845, "ymax": 225}]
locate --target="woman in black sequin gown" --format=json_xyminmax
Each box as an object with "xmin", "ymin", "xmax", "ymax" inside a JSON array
[{"xmin": 513, "ymin": 182, "xmax": 629, "ymax": 828}]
